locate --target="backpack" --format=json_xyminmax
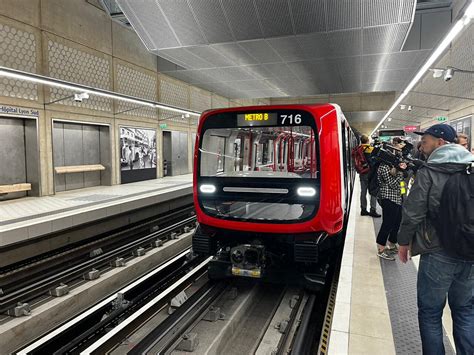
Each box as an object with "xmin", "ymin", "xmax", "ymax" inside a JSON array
[
  {"xmin": 436, "ymin": 163, "xmax": 474, "ymax": 261},
  {"xmin": 367, "ymin": 161, "xmax": 381, "ymax": 197},
  {"xmin": 351, "ymin": 145, "xmax": 370, "ymax": 174}
]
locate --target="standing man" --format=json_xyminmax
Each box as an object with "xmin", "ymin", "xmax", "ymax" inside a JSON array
[
  {"xmin": 397, "ymin": 124, "xmax": 474, "ymax": 355},
  {"xmin": 352, "ymin": 135, "xmax": 381, "ymax": 217}
]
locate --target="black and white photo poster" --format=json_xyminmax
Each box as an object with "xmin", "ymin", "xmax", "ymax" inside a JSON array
[{"xmin": 119, "ymin": 126, "xmax": 157, "ymax": 183}]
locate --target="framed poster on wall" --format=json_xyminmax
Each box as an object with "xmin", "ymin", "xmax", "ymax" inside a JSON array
[{"xmin": 119, "ymin": 126, "xmax": 157, "ymax": 184}]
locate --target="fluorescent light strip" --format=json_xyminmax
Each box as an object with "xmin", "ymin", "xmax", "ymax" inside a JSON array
[
  {"xmin": 370, "ymin": 1, "xmax": 474, "ymax": 136},
  {"xmin": 0, "ymin": 66, "xmax": 201, "ymax": 117}
]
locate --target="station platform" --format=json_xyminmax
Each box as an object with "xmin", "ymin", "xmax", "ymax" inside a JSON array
[
  {"xmin": 0, "ymin": 175, "xmax": 192, "ymax": 248},
  {"xmin": 329, "ymin": 178, "xmax": 456, "ymax": 355}
]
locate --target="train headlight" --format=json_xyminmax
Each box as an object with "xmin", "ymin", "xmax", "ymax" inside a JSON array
[
  {"xmin": 297, "ymin": 187, "xmax": 316, "ymax": 197},
  {"xmin": 200, "ymin": 184, "xmax": 216, "ymax": 193}
]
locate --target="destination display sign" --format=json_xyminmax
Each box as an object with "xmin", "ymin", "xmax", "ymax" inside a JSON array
[{"xmin": 237, "ymin": 112, "xmax": 277, "ymax": 126}]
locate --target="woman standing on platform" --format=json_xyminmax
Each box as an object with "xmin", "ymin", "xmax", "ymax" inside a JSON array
[{"xmin": 375, "ymin": 157, "xmax": 407, "ymax": 260}]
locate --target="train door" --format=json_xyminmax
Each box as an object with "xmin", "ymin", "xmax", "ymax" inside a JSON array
[
  {"xmin": 162, "ymin": 131, "xmax": 172, "ymax": 176},
  {"xmin": 171, "ymin": 131, "xmax": 189, "ymax": 175}
]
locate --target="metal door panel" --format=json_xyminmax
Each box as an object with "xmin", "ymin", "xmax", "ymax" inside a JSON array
[
  {"xmin": 162, "ymin": 131, "xmax": 172, "ymax": 176},
  {"xmin": 82, "ymin": 125, "xmax": 101, "ymax": 187},
  {"xmin": 179, "ymin": 132, "xmax": 189, "ymax": 175},
  {"xmin": 0, "ymin": 118, "xmax": 27, "ymax": 199},
  {"xmin": 171, "ymin": 131, "xmax": 181, "ymax": 175},
  {"xmin": 24, "ymin": 119, "xmax": 40, "ymax": 196},
  {"xmin": 99, "ymin": 126, "xmax": 112, "ymax": 185},
  {"xmin": 63, "ymin": 123, "xmax": 84, "ymax": 190},
  {"xmin": 0, "ymin": 118, "xmax": 26, "ymax": 183},
  {"xmin": 52, "ymin": 122, "xmax": 66, "ymax": 192}
]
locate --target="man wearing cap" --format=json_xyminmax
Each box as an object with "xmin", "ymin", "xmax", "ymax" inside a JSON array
[{"xmin": 397, "ymin": 124, "xmax": 474, "ymax": 355}]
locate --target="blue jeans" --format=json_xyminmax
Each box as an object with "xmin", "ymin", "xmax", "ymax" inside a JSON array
[{"xmin": 417, "ymin": 251, "xmax": 474, "ymax": 355}]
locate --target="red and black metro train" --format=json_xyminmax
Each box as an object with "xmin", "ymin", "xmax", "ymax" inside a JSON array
[{"xmin": 192, "ymin": 104, "xmax": 357, "ymax": 289}]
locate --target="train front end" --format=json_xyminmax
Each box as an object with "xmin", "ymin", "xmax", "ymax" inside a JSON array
[{"xmin": 193, "ymin": 105, "xmax": 343, "ymax": 290}]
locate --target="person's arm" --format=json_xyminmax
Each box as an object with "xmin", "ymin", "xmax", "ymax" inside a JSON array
[{"xmin": 397, "ymin": 167, "xmax": 432, "ymax": 262}]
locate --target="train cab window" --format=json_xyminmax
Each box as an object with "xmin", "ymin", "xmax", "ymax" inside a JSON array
[
  {"xmin": 197, "ymin": 110, "xmax": 320, "ymax": 223},
  {"xmin": 200, "ymin": 125, "xmax": 317, "ymax": 178}
]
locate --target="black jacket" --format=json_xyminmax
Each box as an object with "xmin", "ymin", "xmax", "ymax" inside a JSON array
[{"xmin": 397, "ymin": 144, "xmax": 474, "ymax": 256}]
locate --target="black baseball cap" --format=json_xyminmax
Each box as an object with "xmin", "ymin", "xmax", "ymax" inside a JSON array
[{"xmin": 414, "ymin": 124, "xmax": 456, "ymax": 143}]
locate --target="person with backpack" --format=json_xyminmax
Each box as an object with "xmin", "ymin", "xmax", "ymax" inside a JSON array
[
  {"xmin": 397, "ymin": 124, "xmax": 474, "ymax": 355},
  {"xmin": 352, "ymin": 135, "xmax": 380, "ymax": 217}
]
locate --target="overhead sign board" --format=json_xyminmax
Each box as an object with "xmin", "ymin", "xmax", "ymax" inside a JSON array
[
  {"xmin": 379, "ymin": 129, "xmax": 405, "ymax": 137},
  {"xmin": 435, "ymin": 116, "xmax": 447, "ymax": 122},
  {"xmin": 404, "ymin": 125, "xmax": 419, "ymax": 132}
]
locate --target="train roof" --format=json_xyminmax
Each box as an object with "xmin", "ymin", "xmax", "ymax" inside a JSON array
[{"xmin": 199, "ymin": 103, "xmax": 338, "ymax": 118}]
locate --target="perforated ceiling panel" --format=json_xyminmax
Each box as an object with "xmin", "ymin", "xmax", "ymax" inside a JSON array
[{"xmin": 116, "ymin": 0, "xmax": 425, "ymax": 100}]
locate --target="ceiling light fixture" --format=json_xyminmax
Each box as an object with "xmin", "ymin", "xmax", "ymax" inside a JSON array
[
  {"xmin": 429, "ymin": 68, "xmax": 445, "ymax": 78},
  {"xmin": 430, "ymin": 66, "xmax": 474, "ymax": 81},
  {"xmin": 0, "ymin": 66, "xmax": 201, "ymax": 117},
  {"xmin": 400, "ymin": 104, "xmax": 406, "ymax": 110},
  {"xmin": 370, "ymin": 1, "xmax": 474, "ymax": 136}
]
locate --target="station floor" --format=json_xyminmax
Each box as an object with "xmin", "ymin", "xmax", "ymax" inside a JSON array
[
  {"xmin": 0, "ymin": 174, "xmax": 192, "ymax": 247},
  {"xmin": 329, "ymin": 178, "xmax": 456, "ymax": 355}
]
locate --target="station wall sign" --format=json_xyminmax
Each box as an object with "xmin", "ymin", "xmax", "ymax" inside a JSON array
[
  {"xmin": 404, "ymin": 125, "xmax": 419, "ymax": 132},
  {"xmin": 0, "ymin": 105, "xmax": 39, "ymax": 118},
  {"xmin": 379, "ymin": 129, "xmax": 405, "ymax": 137}
]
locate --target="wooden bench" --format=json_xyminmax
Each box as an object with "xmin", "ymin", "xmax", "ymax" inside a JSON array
[
  {"xmin": 0, "ymin": 183, "xmax": 32, "ymax": 194},
  {"xmin": 54, "ymin": 164, "xmax": 106, "ymax": 174}
]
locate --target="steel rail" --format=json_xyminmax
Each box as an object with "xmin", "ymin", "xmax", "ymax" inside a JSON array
[
  {"xmin": 0, "ymin": 215, "xmax": 196, "ymax": 314},
  {"xmin": 128, "ymin": 281, "xmax": 226, "ymax": 354},
  {"xmin": 291, "ymin": 294, "xmax": 317, "ymax": 354},
  {"xmin": 1, "ymin": 205, "xmax": 194, "ymax": 278},
  {"xmin": 80, "ymin": 257, "xmax": 212, "ymax": 354},
  {"xmin": 16, "ymin": 250, "xmax": 198, "ymax": 354},
  {"xmin": 274, "ymin": 290, "xmax": 306, "ymax": 355}
]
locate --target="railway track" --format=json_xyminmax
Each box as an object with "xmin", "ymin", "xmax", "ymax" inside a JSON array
[
  {"xmin": 13, "ymin": 220, "xmax": 343, "ymax": 355},
  {"xmin": 19, "ymin": 266, "xmax": 339, "ymax": 355},
  {"xmin": 0, "ymin": 206, "xmax": 196, "ymax": 316},
  {"xmin": 17, "ymin": 251, "xmax": 210, "ymax": 354}
]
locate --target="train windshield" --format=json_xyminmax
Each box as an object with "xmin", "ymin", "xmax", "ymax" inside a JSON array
[
  {"xmin": 200, "ymin": 126, "xmax": 317, "ymax": 179},
  {"xmin": 198, "ymin": 110, "xmax": 320, "ymax": 223}
]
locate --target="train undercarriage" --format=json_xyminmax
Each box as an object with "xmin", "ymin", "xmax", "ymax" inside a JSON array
[{"xmin": 192, "ymin": 224, "xmax": 343, "ymax": 292}]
